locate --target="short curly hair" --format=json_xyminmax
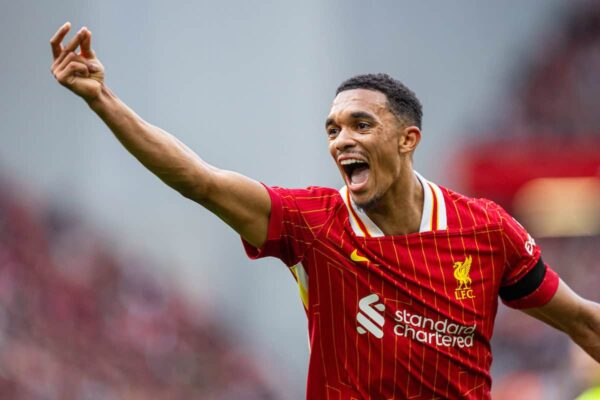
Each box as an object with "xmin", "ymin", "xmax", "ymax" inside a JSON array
[{"xmin": 336, "ymin": 73, "xmax": 423, "ymax": 129}]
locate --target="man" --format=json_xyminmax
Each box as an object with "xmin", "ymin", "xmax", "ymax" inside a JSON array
[{"xmin": 50, "ymin": 22, "xmax": 600, "ymax": 399}]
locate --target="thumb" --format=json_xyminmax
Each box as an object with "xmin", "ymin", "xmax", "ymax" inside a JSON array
[{"xmin": 87, "ymin": 61, "xmax": 100, "ymax": 73}]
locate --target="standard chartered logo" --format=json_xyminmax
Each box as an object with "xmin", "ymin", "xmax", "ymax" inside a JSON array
[
  {"xmin": 356, "ymin": 293, "xmax": 386, "ymax": 339},
  {"xmin": 356, "ymin": 293, "xmax": 477, "ymax": 348},
  {"xmin": 393, "ymin": 310, "xmax": 476, "ymax": 348}
]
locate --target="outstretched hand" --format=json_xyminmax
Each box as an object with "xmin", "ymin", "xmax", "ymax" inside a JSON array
[{"xmin": 50, "ymin": 22, "xmax": 105, "ymax": 103}]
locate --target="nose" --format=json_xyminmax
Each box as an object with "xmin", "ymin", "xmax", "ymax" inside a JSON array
[{"xmin": 334, "ymin": 128, "xmax": 357, "ymax": 153}]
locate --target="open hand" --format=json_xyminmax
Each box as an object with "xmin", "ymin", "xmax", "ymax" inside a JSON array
[{"xmin": 50, "ymin": 22, "xmax": 105, "ymax": 103}]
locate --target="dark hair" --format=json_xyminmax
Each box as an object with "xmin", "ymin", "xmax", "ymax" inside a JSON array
[{"xmin": 336, "ymin": 73, "xmax": 423, "ymax": 128}]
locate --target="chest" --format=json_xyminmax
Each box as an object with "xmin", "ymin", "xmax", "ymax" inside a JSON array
[{"xmin": 311, "ymin": 223, "xmax": 507, "ymax": 319}]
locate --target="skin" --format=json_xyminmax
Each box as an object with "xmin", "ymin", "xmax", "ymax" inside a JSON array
[
  {"xmin": 325, "ymin": 89, "xmax": 423, "ymax": 235},
  {"xmin": 50, "ymin": 22, "xmax": 270, "ymax": 248},
  {"xmin": 525, "ymin": 281, "xmax": 600, "ymax": 362},
  {"xmin": 50, "ymin": 23, "xmax": 600, "ymax": 364}
]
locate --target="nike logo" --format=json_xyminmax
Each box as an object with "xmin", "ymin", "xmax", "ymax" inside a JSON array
[{"xmin": 351, "ymin": 249, "xmax": 369, "ymax": 263}]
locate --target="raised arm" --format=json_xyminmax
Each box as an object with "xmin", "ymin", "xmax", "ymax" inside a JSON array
[
  {"xmin": 523, "ymin": 279, "xmax": 600, "ymax": 363},
  {"xmin": 50, "ymin": 22, "xmax": 270, "ymax": 247}
]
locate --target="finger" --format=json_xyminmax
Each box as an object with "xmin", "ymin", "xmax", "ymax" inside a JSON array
[
  {"xmin": 63, "ymin": 27, "xmax": 86, "ymax": 53},
  {"xmin": 54, "ymin": 51, "xmax": 79, "ymax": 74},
  {"xmin": 80, "ymin": 29, "xmax": 96, "ymax": 59},
  {"xmin": 54, "ymin": 51, "xmax": 99, "ymax": 77},
  {"xmin": 56, "ymin": 61, "xmax": 90, "ymax": 86},
  {"xmin": 55, "ymin": 27, "xmax": 86, "ymax": 65},
  {"xmin": 50, "ymin": 21, "xmax": 71, "ymax": 60}
]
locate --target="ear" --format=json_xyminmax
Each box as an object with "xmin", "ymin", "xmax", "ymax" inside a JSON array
[{"xmin": 398, "ymin": 126, "xmax": 421, "ymax": 155}]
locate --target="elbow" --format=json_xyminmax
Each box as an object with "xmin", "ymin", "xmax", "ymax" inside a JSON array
[
  {"xmin": 576, "ymin": 300, "xmax": 600, "ymax": 337},
  {"xmin": 177, "ymin": 177, "xmax": 213, "ymax": 203},
  {"xmin": 174, "ymin": 167, "xmax": 216, "ymax": 204},
  {"xmin": 568, "ymin": 300, "xmax": 600, "ymax": 361}
]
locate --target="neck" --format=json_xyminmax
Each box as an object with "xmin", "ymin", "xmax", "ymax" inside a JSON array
[{"xmin": 364, "ymin": 169, "xmax": 424, "ymax": 235}]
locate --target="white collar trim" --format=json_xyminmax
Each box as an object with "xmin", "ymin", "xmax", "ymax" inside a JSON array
[
  {"xmin": 339, "ymin": 171, "xmax": 447, "ymax": 237},
  {"xmin": 415, "ymin": 171, "xmax": 447, "ymax": 232}
]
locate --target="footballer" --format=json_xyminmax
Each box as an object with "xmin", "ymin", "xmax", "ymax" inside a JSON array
[{"xmin": 50, "ymin": 23, "xmax": 600, "ymax": 399}]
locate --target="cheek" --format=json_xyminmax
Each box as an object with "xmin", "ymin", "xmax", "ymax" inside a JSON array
[
  {"xmin": 328, "ymin": 141, "xmax": 337, "ymax": 157},
  {"xmin": 329, "ymin": 143, "xmax": 337, "ymax": 161},
  {"xmin": 374, "ymin": 151, "xmax": 401, "ymax": 177}
]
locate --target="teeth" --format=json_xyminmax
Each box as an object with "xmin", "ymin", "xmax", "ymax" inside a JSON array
[{"xmin": 340, "ymin": 159, "xmax": 367, "ymax": 165}]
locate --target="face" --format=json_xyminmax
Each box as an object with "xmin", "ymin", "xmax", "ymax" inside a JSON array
[{"xmin": 325, "ymin": 89, "xmax": 418, "ymax": 210}]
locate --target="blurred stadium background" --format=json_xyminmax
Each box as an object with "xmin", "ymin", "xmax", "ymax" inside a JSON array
[{"xmin": 1, "ymin": 0, "xmax": 599, "ymax": 398}]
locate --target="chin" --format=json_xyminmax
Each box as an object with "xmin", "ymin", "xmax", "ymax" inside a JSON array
[{"xmin": 353, "ymin": 192, "xmax": 382, "ymax": 212}]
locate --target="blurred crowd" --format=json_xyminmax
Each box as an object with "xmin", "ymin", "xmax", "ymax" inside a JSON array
[
  {"xmin": 0, "ymin": 180, "xmax": 281, "ymax": 400},
  {"xmin": 2, "ymin": 183, "xmax": 594, "ymax": 400},
  {"xmin": 491, "ymin": 237, "xmax": 600, "ymax": 399},
  {"xmin": 497, "ymin": 1, "xmax": 600, "ymax": 137},
  {"xmin": 487, "ymin": 1, "xmax": 600, "ymax": 399}
]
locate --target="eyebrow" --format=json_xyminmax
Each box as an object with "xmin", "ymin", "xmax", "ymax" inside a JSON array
[
  {"xmin": 350, "ymin": 111, "xmax": 376, "ymax": 122},
  {"xmin": 325, "ymin": 111, "xmax": 377, "ymax": 128}
]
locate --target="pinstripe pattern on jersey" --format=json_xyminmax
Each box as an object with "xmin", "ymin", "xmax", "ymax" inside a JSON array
[{"xmin": 242, "ymin": 173, "xmax": 559, "ymax": 399}]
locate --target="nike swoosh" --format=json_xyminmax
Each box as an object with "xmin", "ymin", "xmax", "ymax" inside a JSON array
[{"xmin": 351, "ymin": 249, "xmax": 369, "ymax": 263}]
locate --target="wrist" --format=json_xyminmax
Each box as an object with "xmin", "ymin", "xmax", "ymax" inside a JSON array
[{"xmin": 86, "ymin": 84, "xmax": 114, "ymax": 112}]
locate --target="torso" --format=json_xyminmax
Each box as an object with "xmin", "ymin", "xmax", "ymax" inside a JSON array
[{"xmin": 296, "ymin": 179, "xmax": 509, "ymax": 399}]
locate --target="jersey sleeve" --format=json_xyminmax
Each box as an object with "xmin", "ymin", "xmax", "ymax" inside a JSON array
[
  {"xmin": 496, "ymin": 206, "xmax": 560, "ymax": 309},
  {"xmin": 241, "ymin": 185, "xmax": 340, "ymax": 267}
]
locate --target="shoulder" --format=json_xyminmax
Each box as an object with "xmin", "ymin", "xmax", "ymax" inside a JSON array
[
  {"xmin": 267, "ymin": 185, "xmax": 344, "ymax": 217},
  {"xmin": 269, "ymin": 185, "xmax": 343, "ymax": 206},
  {"xmin": 270, "ymin": 185, "xmax": 341, "ymax": 199},
  {"xmin": 441, "ymin": 185, "xmax": 533, "ymax": 255},
  {"xmin": 440, "ymin": 185, "xmax": 512, "ymax": 230}
]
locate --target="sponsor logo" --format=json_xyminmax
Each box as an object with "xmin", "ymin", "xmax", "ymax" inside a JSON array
[
  {"xmin": 356, "ymin": 294, "xmax": 385, "ymax": 338},
  {"xmin": 453, "ymin": 255, "xmax": 475, "ymax": 300},
  {"xmin": 350, "ymin": 249, "xmax": 369, "ymax": 264},
  {"xmin": 356, "ymin": 293, "xmax": 477, "ymax": 348},
  {"xmin": 525, "ymin": 234, "xmax": 535, "ymax": 256},
  {"xmin": 394, "ymin": 309, "xmax": 476, "ymax": 348},
  {"xmin": 513, "ymin": 217, "xmax": 536, "ymax": 256}
]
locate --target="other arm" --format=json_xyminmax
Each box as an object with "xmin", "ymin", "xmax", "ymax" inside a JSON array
[
  {"xmin": 524, "ymin": 280, "xmax": 600, "ymax": 363},
  {"xmin": 50, "ymin": 23, "xmax": 269, "ymax": 247}
]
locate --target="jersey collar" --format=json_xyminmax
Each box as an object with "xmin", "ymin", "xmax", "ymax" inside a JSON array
[
  {"xmin": 339, "ymin": 171, "xmax": 447, "ymax": 237},
  {"xmin": 415, "ymin": 171, "xmax": 447, "ymax": 233}
]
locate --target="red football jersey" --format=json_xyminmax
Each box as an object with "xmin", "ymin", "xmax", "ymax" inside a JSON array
[{"xmin": 243, "ymin": 172, "xmax": 559, "ymax": 399}]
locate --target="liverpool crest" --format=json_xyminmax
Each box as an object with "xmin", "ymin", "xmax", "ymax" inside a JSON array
[{"xmin": 453, "ymin": 255, "xmax": 475, "ymax": 300}]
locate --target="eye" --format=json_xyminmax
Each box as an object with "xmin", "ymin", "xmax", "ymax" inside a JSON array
[
  {"xmin": 357, "ymin": 122, "xmax": 370, "ymax": 130},
  {"xmin": 327, "ymin": 127, "xmax": 339, "ymax": 137}
]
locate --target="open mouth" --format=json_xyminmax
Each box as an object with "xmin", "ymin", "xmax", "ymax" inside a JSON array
[{"xmin": 340, "ymin": 159, "xmax": 370, "ymax": 189}]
